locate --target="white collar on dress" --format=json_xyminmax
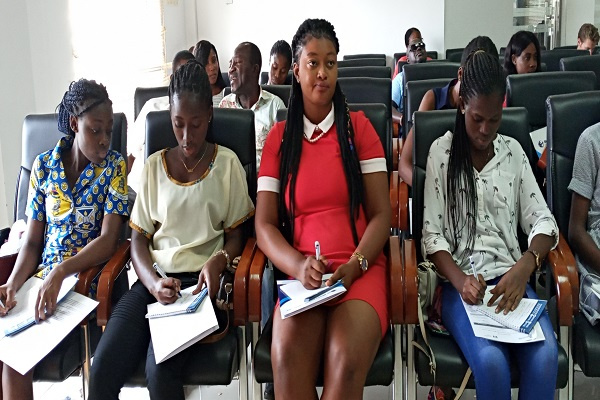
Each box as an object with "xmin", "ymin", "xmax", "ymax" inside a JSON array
[{"xmin": 303, "ymin": 104, "xmax": 335, "ymax": 139}]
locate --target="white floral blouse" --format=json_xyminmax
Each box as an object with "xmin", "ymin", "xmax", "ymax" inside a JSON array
[{"xmin": 421, "ymin": 131, "xmax": 558, "ymax": 280}]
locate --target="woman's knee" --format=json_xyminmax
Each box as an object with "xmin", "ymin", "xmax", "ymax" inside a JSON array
[{"xmin": 471, "ymin": 345, "xmax": 511, "ymax": 383}]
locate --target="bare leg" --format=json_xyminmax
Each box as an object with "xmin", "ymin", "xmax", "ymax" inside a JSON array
[
  {"xmin": 3, "ymin": 364, "xmax": 33, "ymax": 400},
  {"xmin": 321, "ymin": 300, "xmax": 381, "ymax": 400},
  {"xmin": 271, "ymin": 306, "xmax": 327, "ymax": 400}
]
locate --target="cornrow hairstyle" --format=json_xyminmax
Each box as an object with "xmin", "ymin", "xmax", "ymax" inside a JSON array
[
  {"xmin": 193, "ymin": 40, "xmax": 227, "ymax": 91},
  {"xmin": 279, "ymin": 18, "xmax": 363, "ymax": 245},
  {"xmin": 461, "ymin": 36, "xmax": 498, "ymax": 66},
  {"xmin": 57, "ymin": 79, "xmax": 111, "ymax": 137},
  {"xmin": 447, "ymin": 51, "xmax": 505, "ymax": 261},
  {"xmin": 270, "ymin": 40, "xmax": 293, "ymax": 66},
  {"xmin": 405, "ymin": 27, "xmax": 421, "ymax": 47},
  {"xmin": 503, "ymin": 31, "xmax": 542, "ymax": 76}
]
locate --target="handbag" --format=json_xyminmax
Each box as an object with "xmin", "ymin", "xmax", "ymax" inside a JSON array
[{"xmin": 201, "ymin": 255, "xmax": 240, "ymax": 344}]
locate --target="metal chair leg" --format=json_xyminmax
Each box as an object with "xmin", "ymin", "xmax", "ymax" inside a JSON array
[
  {"xmin": 81, "ymin": 324, "xmax": 91, "ymax": 400},
  {"xmin": 558, "ymin": 325, "xmax": 573, "ymax": 400},
  {"xmin": 251, "ymin": 322, "xmax": 261, "ymax": 400},
  {"xmin": 238, "ymin": 326, "xmax": 249, "ymax": 400},
  {"xmin": 393, "ymin": 324, "xmax": 403, "ymax": 400},
  {"xmin": 406, "ymin": 324, "xmax": 416, "ymax": 400}
]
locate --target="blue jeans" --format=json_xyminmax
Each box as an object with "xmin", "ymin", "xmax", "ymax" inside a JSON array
[{"xmin": 441, "ymin": 278, "xmax": 558, "ymax": 400}]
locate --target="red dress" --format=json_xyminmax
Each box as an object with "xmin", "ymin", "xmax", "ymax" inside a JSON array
[{"xmin": 259, "ymin": 111, "xmax": 389, "ymax": 335}]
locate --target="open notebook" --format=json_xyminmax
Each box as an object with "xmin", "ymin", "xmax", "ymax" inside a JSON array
[{"xmin": 278, "ymin": 274, "xmax": 347, "ymax": 319}]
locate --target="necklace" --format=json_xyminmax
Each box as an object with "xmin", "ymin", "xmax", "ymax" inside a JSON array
[
  {"xmin": 304, "ymin": 127, "xmax": 325, "ymax": 143},
  {"xmin": 180, "ymin": 142, "xmax": 209, "ymax": 173}
]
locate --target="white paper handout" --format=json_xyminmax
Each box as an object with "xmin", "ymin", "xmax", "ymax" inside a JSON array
[
  {"xmin": 148, "ymin": 286, "xmax": 219, "ymax": 363},
  {"xmin": 278, "ymin": 274, "xmax": 347, "ymax": 319},
  {"xmin": 0, "ymin": 291, "xmax": 98, "ymax": 375}
]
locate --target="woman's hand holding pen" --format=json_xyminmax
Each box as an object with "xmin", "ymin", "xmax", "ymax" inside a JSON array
[
  {"xmin": 488, "ymin": 257, "xmax": 532, "ymax": 314},
  {"xmin": 151, "ymin": 277, "xmax": 181, "ymax": 305},
  {"xmin": 0, "ymin": 284, "xmax": 17, "ymax": 316},
  {"xmin": 196, "ymin": 254, "xmax": 226, "ymax": 298},
  {"xmin": 458, "ymin": 273, "xmax": 486, "ymax": 305},
  {"xmin": 298, "ymin": 256, "xmax": 328, "ymax": 290}
]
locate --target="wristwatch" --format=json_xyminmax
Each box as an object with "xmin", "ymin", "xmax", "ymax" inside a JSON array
[
  {"xmin": 525, "ymin": 249, "xmax": 541, "ymax": 271},
  {"xmin": 351, "ymin": 252, "xmax": 369, "ymax": 274}
]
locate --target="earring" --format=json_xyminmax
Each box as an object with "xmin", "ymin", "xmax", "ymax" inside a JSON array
[{"xmin": 461, "ymin": 109, "xmax": 465, "ymax": 114}]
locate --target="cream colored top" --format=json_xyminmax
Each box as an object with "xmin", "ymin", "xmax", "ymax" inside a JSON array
[{"xmin": 130, "ymin": 145, "xmax": 255, "ymax": 273}]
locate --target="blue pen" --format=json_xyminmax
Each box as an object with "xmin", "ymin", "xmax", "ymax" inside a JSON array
[
  {"xmin": 304, "ymin": 279, "xmax": 344, "ymax": 303},
  {"xmin": 153, "ymin": 262, "xmax": 182, "ymax": 298},
  {"xmin": 469, "ymin": 255, "xmax": 478, "ymax": 277},
  {"xmin": 187, "ymin": 287, "xmax": 208, "ymax": 313}
]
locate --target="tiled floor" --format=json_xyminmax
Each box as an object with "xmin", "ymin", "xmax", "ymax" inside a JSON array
[{"xmin": 33, "ymin": 368, "xmax": 600, "ymax": 399}]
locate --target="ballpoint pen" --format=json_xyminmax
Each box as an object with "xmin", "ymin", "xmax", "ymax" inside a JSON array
[
  {"xmin": 304, "ymin": 279, "xmax": 344, "ymax": 303},
  {"xmin": 469, "ymin": 255, "xmax": 478, "ymax": 277},
  {"xmin": 315, "ymin": 241, "xmax": 320, "ymax": 260},
  {"xmin": 153, "ymin": 262, "xmax": 182, "ymax": 298}
]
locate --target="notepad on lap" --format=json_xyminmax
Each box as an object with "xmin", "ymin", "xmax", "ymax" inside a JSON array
[
  {"xmin": 148, "ymin": 287, "xmax": 219, "ymax": 363},
  {"xmin": 473, "ymin": 285, "xmax": 547, "ymax": 334},
  {"xmin": 278, "ymin": 275, "xmax": 347, "ymax": 319},
  {"xmin": 146, "ymin": 287, "xmax": 208, "ymax": 319}
]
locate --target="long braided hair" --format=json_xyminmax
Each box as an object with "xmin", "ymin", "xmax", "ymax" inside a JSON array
[
  {"xmin": 447, "ymin": 51, "xmax": 505, "ymax": 260},
  {"xmin": 193, "ymin": 40, "xmax": 228, "ymax": 91},
  {"xmin": 279, "ymin": 18, "xmax": 363, "ymax": 245},
  {"xmin": 57, "ymin": 79, "xmax": 111, "ymax": 137}
]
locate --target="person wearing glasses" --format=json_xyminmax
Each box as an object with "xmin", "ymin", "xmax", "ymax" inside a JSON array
[{"xmin": 391, "ymin": 28, "xmax": 429, "ymax": 135}]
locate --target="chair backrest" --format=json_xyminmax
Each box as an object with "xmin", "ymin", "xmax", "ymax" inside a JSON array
[
  {"xmin": 445, "ymin": 48, "xmax": 464, "ymax": 61},
  {"xmin": 134, "ymin": 86, "xmax": 168, "ymax": 120},
  {"xmin": 394, "ymin": 51, "xmax": 439, "ymax": 66},
  {"xmin": 411, "ymin": 107, "xmax": 530, "ymax": 247},
  {"xmin": 338, "ymin": 66, "xmax": 392, "ymax": 79},
  {"xmin": 221, "ymin": 72, "xmax": 230, "ymax": 88},
  {"xmin": 540, "ymin": 49, "xmax": 589, "ymax": 71},
  {"xmin": 343, "ymin": 53, "xmax": 386, "ymax": 60},
  {"xmin": 145, "ymin": 108, "xmax": 256, "ymax": 203},
  {"xmin": 16, "ymin": 113, "xmax": 127, "ymax": 221},
  {"xmin": 273, "ymin": 103, "xmax": 391, "ymax": 172},
  {"xmin": 546, "ymin": 91, "xmax": 600, "ymax": 237},
  {"xmin": 337, "ymin": 77, "xmax": 392, "ymax": 118},
  {"xmin": 560, "ymin": 54, "xmax": 600, "ymax": 89},
  {"xmin": 260, "ymin": 71, "xmax": 293, "ymax": 85},
  {"xmin": 222, "ymin": 85, "xmax": 291, "ymax": 107},
  {"xmin": 405, "ymin": 78, "xmax": 453, "ymax": 130},
  {"xmin": 554, "ymin": 45, "xmax": 577, "ymax": 50},
  {"xmin": 337, "ymin": 58, "xmax": 386, "ymax": 68},
  {"xmin": 506, "ymin": 71, "xmax": 596, "ymax": 129}
]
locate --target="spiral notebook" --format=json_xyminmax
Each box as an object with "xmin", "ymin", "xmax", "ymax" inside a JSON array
[
  {"xmin": 473, "ymin": 285, "xmax": 547, "ymax": 334},
  {"xmin": 145, "ymin": 287, "xmax": 208, "ymax": 319}
]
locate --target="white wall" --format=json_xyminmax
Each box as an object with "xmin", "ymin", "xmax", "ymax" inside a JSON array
[
  {"xmin": 561, "ymin": 0, "xmax": 596, "ymax": 45},
  {"xmin": 444, "ymin": 0, "xmax": 514, "ymax": 53},
  {"xmin": 192, "ymin": 0, "xmax": 446, "ymax": 70},
  {"xmin": 0, "ymin": 0, "xmax": 37, "ymax": 227}
]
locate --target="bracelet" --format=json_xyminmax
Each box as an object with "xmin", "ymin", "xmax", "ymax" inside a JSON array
[{"xmin": 215, "ymin": 249, "xmax": 234, "ymax": 273}]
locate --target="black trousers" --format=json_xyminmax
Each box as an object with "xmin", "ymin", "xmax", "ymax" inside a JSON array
[{"xmin": 89, "ymin": 274, "xmax": 198, "ymax": 400}]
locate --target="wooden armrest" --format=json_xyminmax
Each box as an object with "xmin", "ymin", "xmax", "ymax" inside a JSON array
[
  {"xmin": 402, "ymin": 238, "xmax": 419, "ymax": 324},
  {"xmin": 537, "ymin": 147, "xmax": 547, "ymax": 170},
  {"xmin": 248, "ymin": 245, "xmax": 267, "ymax": 323},
  {"xmin": 388, "ymin": 236, "xmax": 403, "ymax": 324},
  {"xmin": 547, "ymin": 233, "xmax": 578, "ymax": 318},
  {"xmin": 96, "ymin": 241, "xmax": 131, "ymax": 326},
  {"xmin": 392, "ymin": 138, "xmax": 399, "ymax": 171},
  {"xmin": 389, "ymin": 171, "xmax": 399, "ymax": 229},
  {"xmin": 398, "ymin": 180, "xmax": 409, "ymax": 232},
  {"xmin": 233, "ymin": 238, "xmax": 256, "ymax": 326}
]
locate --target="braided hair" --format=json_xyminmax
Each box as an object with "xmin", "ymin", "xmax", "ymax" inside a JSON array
[
  {"xmin": 57, "ymin": 79, "xmax": 111, "ymax": 137},
  {"xmin": 279, "ymin": 18, "xmax": 363, "ymax": 245},
  {"xmin": 169, "ymin": 59, "xmax": 212, "ymax": 109},
  {"xmin": 193, "ymin": 40, "xmax": 227, "ymax": 91},
  {"xmin": 447, "ymin": 51, "xmax": 505, "ymax": 260}
]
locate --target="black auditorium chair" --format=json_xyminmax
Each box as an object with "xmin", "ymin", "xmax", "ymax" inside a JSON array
[
  {"xmin": 405, "ymin": 78, "xmax": 451, "ymax": 133},
  {"xmin": 337, "ymin": 58, "xmax": 386, "ymax": 68},
  {"xmin": 248, "ymin": 102, "xmax": 402, "ymax": 400},
  {"xmin": 540, "ymin": 49, "xmax": 589, "ymax": 72},
  {"xmin": 560, "ymin": 54, "xmax": 600, "ymax": 89},
  {"xmin": 445, "ymin": 48, "xmax": 464, "ymax": 62},
  {"xmin": 343, "ymin": 53, "xmax": 386, "ymax": 60},
  {"xmin": 95, "ymin": 108, "xmax": 258, "ymax": 399},
  {"xmin": 259, "ymin": 71, "xmax": 293, "ymax": 85},
  {"xmin": 338, "ymin": 66, "xmax": 392, "ymax": 79},
  {"xmin": 10, "ymin": 113, "xmax": 130, "ymax": 397},
  {"xmin": 134, "ymin": 86, "xmax": 168, "ymax": 120},
  {"xmin": 554, "ymin": 45, "xmax": 578, "ymax": 50},
  {"xmin": 546, "ymin": 91, "xmax": 600, "ymax": 398},
  {"xmin": 506, "ymin": 71, "xmax": 596, "ymax": 131},
  {"xmin": 401, "ymin": 62, "xmax": 460, "ymax": 135},
  {"xmin": 222, "ymin": 72, "xmax": 230, "ymax": 88},
  {"xmin": 399, "ymin": 108, "xmax": 572, "ymax": 400}
]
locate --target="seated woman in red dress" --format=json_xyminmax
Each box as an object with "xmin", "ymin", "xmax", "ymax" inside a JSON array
[{"xmin": 255, "ymin": 18, "xmax": 391, "ymax": 400}]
